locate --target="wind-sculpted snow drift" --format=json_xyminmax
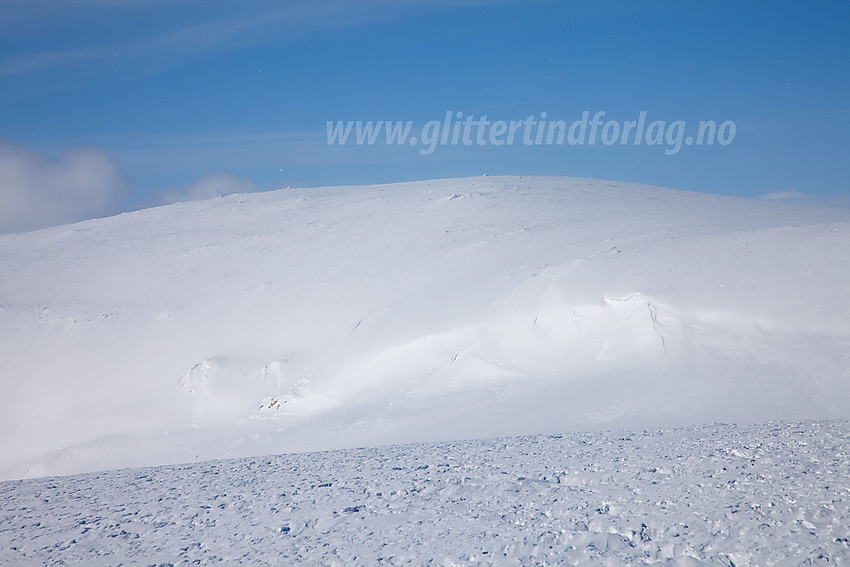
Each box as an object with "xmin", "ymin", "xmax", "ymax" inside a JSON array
[
  {"xmin": 1, "ymin": 176, "xmax": 849, "ymax": 479},
  {"xmin": 2, "ymin": 421, "xmax": 848, "ymax": 566}
]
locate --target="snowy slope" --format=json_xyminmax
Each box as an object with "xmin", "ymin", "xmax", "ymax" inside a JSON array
[
  {"xmin": 1, "ymin": 176, "xmax": 849, "ymax": 480},
  {"xmin": 1, "ymin": 421, "xmax": 849, "ymax": 566}
]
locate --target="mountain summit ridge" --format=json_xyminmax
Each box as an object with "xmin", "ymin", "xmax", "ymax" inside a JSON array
[{"xmin": 2, "ymin": 176, "xmax": 849, "ymax": 479}]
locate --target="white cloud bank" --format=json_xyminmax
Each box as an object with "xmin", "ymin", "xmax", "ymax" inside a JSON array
[
  {"xmin": 156, "ymin": 173, "xmax": 258, "ymax": 205},
  {"xmin": 0, "ymin": 140, "xmax": 130, "ymax": 234}
]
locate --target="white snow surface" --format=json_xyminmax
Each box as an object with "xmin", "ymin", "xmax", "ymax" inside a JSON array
[
  {"xmin": 1, "ymin": 176, "xmax": 849, "ymax": 480},
  {"xmin": 1, "ymin": 421, "xmax": 849, "ymax": 566}
]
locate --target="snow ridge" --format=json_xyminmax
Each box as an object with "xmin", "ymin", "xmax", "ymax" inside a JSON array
[{"xmin": 1, "ymin": 176, "xmax": 849, "ymax": 479}]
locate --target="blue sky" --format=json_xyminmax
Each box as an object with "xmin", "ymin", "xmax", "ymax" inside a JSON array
[{"xmin": 1, "ymin": 0, "xmax": 849, "ymax": 231}]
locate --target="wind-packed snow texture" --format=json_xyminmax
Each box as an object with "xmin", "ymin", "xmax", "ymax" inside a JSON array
[
  {"xmin": 1, "ymin": 176, "xmax": 849, "ymax": 480},
  {"xmin": 1, "ymin": 421, "xmax": 848, "ymax": 566}
]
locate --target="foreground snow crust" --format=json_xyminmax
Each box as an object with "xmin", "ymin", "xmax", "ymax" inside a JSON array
[
  {"xmin": 1, "ymin": 176, "xmax": 849, "ymax": 480},
  {"xmin": 1, "ymin": 421, "xmax": 848, "ymax": 566}
]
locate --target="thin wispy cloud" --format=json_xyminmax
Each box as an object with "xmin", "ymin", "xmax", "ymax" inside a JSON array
[
  {"xmin": 0, "ymin": 49, "xmax": 100, "ymax": 76},
  {"xmin": 0, "ymin": 0, "xmax": 491, "ymax": 77},
  {"xmin": 104, "ymin": 130, "xmax": 329, "ymax": 177},
  {"xmin": 758, "ymin": 189, "xmax": 811, "ymax": 201}
]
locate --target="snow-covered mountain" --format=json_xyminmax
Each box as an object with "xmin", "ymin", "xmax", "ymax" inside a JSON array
[{"xmin": 1, "ymin": 176, "xmax": 849, "ymax": 480}]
